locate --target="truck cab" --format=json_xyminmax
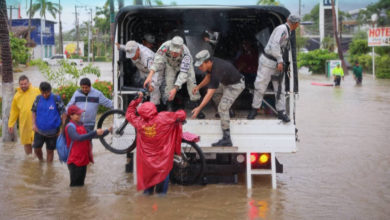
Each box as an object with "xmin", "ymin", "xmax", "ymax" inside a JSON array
[{"xmin": 113, "ymin": 5, "xmax": 298, "ymax": 189}]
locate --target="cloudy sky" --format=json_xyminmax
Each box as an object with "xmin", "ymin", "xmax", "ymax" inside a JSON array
[{"xmin": 7, "ymin": 0, "xmax": 379, "ymax": 31}]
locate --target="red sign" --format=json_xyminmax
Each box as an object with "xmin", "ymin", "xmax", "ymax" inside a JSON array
[{"xmin": 368, "ymin": 27, "xmax": 390, "ymax": 46}]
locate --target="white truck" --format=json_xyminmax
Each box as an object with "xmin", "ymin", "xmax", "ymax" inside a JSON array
[
  {"xmin": 43, "ymin": 54, "xmax": 83, "ymax": 66},
  {"xmin": 100, "ymin": 5, "xmax": 299, "ymax": 190}
]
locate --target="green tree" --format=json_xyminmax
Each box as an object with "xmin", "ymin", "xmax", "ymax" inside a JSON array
[
  {"xmin": 349, "ymin": 39, "xmax": 369, "ymax": 56},
  {"xmin": 10, "ymin": 33, "xmax": 30, "ymax": 65},
  {"xmin": 95, "ymin": 1, "xmax": 111, "ymax": 35},
  {"xmin": 28, "ymin": 0, "xmax": 60, "ymax": 20},
  {"xmin": 31, "ymin": 59, "xmax": 101, "ymax": 87},
  {"xmin": 321, "ymin": 36, "xmax": 335, "ymax": 51},
  {"xmin": 357, "ymin": 0, "xmax": 390, "ymax": 26},
  {"xmin": 302, "ymin": 3, "xmax": 319, "ymax": 32},
  {"xmin": 295, "ymin": 27, "xmax": 307, "ymax": 52},
  {"xmin": 257, "ymin": 0, "xmax": 280, "ymax": 5}
]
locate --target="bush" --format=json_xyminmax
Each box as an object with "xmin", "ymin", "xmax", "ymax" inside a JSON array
[
  {"xmin": 10, "ymin": 33, "xmax": 30, "ymax": 65},
  {"xmin": 94, "ymin": 56, "xmax": 108, "ymax": 62},
  {"xmin": 54, "ymin": 80, "xmax": 112, "ymax": 113},
  {"xmin": 376, "ymin": 55, "xmax": 390, "ymax": 79},
  {"xmin": 298, "ymin": 49, "xmax": 338, "ymax": 74},
  {"xmin": 70, "ymin": 54, "xmax": 82, "ymax": 59},
  {"xmin": 92, "ymin": 80, "xmax": 113, "ymax": 113},
  {"xmin": 348, "ymin": 39, "xmax": 370, "ymax": 64},
  {"xmin": 356, "ymin": 54, "xmax": 372, "ymax": 71},
  {"xmin": 54, "ymin": 84, "xmax": 79, "ymax": 106}
]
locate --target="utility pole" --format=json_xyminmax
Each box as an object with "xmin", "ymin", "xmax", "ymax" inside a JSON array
[
  {"xmin": 331, "ymin": 0, "xmax": 347, "ymax": 75},
  {"xmin": 299, "ymin": 0, "xmax": 301, "ymax": 17},
  {"xmin": 58, "ymin": 0, "xmax": 63, "ymax": 54},
  {"xmin": 75, "ymin": 5, "xmax": 80, "ymax": 55},
  {"xmin": 109, "ymin": 0, "xmax": 114, "ymax": 43},
  {"xmin": 87, "ymin": 8, "xmax": 92, "ymax": 62},
  {"xmin": 7, "ymin": 6, "xmax": 18, "ymax": 31},
  {"xmin": 9, "ymin": 6, "xmax": 12, "ymax": 30},
  {"xmin": 27, "ymin": 0, "xmax": 32, "ymax": 47}
]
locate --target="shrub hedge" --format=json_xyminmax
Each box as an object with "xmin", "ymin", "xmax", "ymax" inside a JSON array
[
  {"xmin": 298, "ymin": 49, "xmax": 338, "ymax": 74},
  {"xmin": 54, "ymin": 80, "xmax": 113, "ymax": 113}
]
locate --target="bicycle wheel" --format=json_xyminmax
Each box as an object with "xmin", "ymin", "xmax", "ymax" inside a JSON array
[
  {"xmin": 170, "ymin": 140, "xmax": 205, "ymax": 185},
  {"xmin": 97, "ymin": 109, "xmax": 136, "ymax": 154}
]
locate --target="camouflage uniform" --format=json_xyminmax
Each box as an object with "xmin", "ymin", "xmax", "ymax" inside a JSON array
[
  {"xmin": 149, "ymin": 39, "xmax": 201, "ymax": 103},
  {"xmin": 212, "ymin": 81, "xmax": 245, "ymax": 130},
  {"xmin": 119, "ymin": 43, "xmax": 163, "ymax": 104}
]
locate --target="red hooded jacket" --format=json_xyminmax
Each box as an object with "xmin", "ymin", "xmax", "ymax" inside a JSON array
[{"xmin": 126, "ymin": 98, "xmax": 186, "ymax": 191}]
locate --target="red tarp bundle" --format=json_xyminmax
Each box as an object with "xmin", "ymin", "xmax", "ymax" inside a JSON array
[{"xmin": 126, "ymin": 97, "xmax": 186, "ymax": 190}]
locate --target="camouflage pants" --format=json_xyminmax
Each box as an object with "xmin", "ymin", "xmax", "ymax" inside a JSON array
[
  {"xmin": 252, "ymin": 62, "xmax": 286, "ymax": 111},
  {"xmin": 163, "ymin": 64, "xmax": 201, "ymax": 103},
  {"xmin": 213, "ymin": 78, "xmax": 245, "ymax": 130}
]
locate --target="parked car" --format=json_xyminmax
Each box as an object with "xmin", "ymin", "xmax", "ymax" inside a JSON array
[{"xmin": 43, "ymin": 54, "xmax": 83, "ymax": 66}]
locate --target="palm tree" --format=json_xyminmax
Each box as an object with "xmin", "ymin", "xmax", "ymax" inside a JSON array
[
  {"xmin": 28, "ymin": 0, "xmax": 60, "ymax": 21},
  {"xmin": 27, "ymin": 0, "xmax": 33, "ymax": 47},
  {"xmin": 28, "ymin": 0, "xmax": 59, "ymax": 58},
  {"xmin": 0, "ymin": 0, "xmax": 16, "ymax": 142},
  {"xmin": 257, "ymin": 0, "xmax": 280, "ymax": 5}
]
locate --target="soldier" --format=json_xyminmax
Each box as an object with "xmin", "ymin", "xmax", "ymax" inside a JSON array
[
  {"xmin": 247, "ymin": 14, "xmax": 300, "ymax": 122},
  {"xmin": 142, "ymin": 33, "xmax": 155, "ymax": 50},
  {"xmin": 191, "ymin": 50, "xmax": 245, "ymax": 146},
  {"xmin": 116, "ymin": 41, "xmax": 162, "ymax": 105},
  {"xmin": 143, "ymin": 36, "xmax": 205, "ymax": 119}
]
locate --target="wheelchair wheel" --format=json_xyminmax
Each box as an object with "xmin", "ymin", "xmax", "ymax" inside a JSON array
[
  {"xmin": 170, "ymin": 140, "xmax": 205, "ymax": 185},
  {"xmin": 97, "ymin": 109, "xmax": 136, "ymax": 154}
]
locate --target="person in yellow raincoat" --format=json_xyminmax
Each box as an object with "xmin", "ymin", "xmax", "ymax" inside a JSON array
[{"xmin": 8, "ymin": 75, "xmax": 40, "ymax": 155}]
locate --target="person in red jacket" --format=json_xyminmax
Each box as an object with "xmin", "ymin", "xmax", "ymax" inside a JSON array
[
  {"xmin": 64, "ymin": 105, "xmax": 111, "ymax": 187},
  {"xmin": 126, "ymin": 92, "xmax": 186, "ymax": 195}
]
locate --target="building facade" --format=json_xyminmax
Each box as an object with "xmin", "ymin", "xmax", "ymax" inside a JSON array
[{"xmin": 12, "ymin": 18, "xmax": 56, "ymax": 59}]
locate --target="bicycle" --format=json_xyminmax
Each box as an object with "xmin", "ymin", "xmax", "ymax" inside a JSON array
[{"xmin": 97, "ymin": 89, "xmax": 206, "ymax": 185}]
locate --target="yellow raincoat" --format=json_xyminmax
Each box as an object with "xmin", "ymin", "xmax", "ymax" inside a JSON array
[{"xmin": 8, "ymin": 85, "xmax": 40, "ymax": 145}]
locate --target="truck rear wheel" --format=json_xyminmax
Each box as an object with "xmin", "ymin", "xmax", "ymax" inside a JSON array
[{"xmin": 170, "ymin": 140, "xmax": 206, "ymax": 185}]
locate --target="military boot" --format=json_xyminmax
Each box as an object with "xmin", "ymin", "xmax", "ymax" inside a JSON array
[
  {"xmin": 277, "ymin": 111, "xmax": 290, "ymax": 123},
  {"xmin": 247, "ymin": 108, "xmax": 258, "ymax": 120},
  {"xmin": 212, "ymin": 129, "xmax": 233, "ymax": 147}
]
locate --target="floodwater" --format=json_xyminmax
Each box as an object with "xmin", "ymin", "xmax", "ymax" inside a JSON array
[{"xmin": 1, "ymin": 66, "xmax": 390, "ymax": 219}]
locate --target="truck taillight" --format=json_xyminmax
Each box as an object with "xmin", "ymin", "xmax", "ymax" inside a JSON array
[
  {"xmin": 258, "ymin": 153, "xmax": 269, "ymax": 164},
  {"xmin": 250, "ymin": 153, "xmax": 271, "ymax": 169},
  {"xmin": 250, "ymin": 153, "xmax": 257, "ymax": 164}
]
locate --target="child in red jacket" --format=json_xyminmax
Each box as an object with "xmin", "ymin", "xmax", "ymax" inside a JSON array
[
  {"xmin": 64, "ymin": 105, "xmax": 111, "ymax": 187},
  {"xmin": 126, "ymin": 93, "xmax": 186, "ymax": 195}
]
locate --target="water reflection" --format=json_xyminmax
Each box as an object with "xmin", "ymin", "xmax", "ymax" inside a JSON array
[{"xmin": 248, "ymin": 199, "xmax": 269, "ymax": 220}]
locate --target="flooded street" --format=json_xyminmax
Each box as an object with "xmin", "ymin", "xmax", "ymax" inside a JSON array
[{"xmin": 1, "ymin": 65, "xmax": 390, "ymax": 219}]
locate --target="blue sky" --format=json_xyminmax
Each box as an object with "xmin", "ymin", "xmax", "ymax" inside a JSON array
[{"xmin": 7, "ymin": 0, "xmax": 379, "ymax": 31}]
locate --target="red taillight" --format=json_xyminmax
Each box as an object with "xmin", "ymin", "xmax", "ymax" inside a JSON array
[
  {"xmin": 250, "ymin": 153, "xmax": 257, "ymax": 164},
  {"xmin": 251, "ymin": 153, "xmax": 271, "ymax": 169}
]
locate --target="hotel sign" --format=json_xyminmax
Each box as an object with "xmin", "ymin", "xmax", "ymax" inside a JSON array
[{"xmin": 368, "ymin": 27, "xmax": 390, "ymax": 46}]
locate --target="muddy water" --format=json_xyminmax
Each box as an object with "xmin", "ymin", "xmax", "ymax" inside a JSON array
[{"xmin": 1, "ymin": 72, "xmax": 389, "ymax": 219}]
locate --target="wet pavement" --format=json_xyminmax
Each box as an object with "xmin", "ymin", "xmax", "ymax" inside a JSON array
[{"xmin": 1, "ymin": 65, "xmax": 390, "ymax": 219}]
